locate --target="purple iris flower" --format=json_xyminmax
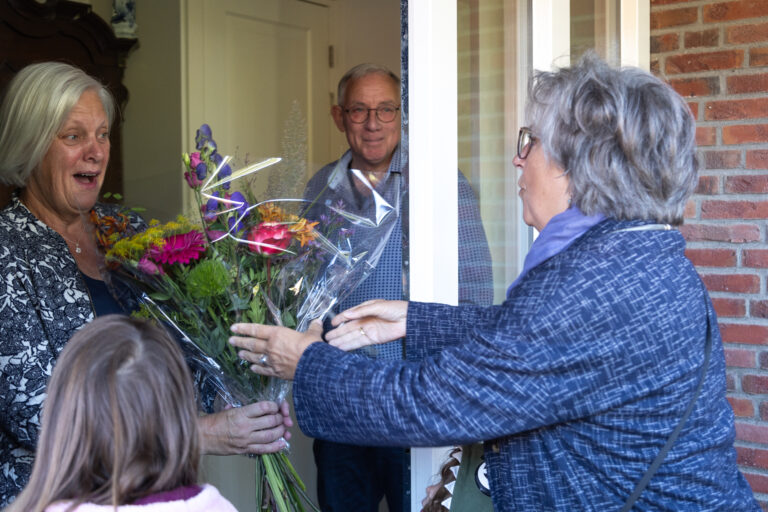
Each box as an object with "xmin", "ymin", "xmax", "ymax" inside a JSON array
[
  {"xmin": 211, "ymin": 153, "xmax": 232, "ymax": 189},
  {"xmin": 228, "ymin": 216, "xmax": 244, "ymax": 233},
  {"xmin": 203, "ymin": 192, "xmax": 220, "ymax": 222},
  {"xmin": 195, "ymin": 162, "xmax": 208, "ymax": 181},
  {"xmin": 230, "ymin": 191, "xmax": 249, "ymax": 218},
  {"xmin": 219, "ymin": 163, "xmax": 232, "ymax": 189},
  {"xmin": 226, "ymin": 191, "xmax": 249, "ymax": 232},
  {"xmin": 195, "ymin": 124, "xmax": 213, "ymax": 150}
]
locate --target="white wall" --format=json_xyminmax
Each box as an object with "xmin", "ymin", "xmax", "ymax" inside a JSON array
[
  {"xmin": 328, "ymin": 0, "xmax": 401, "ymax": 156},
  {"xmin": 75, "ymin": 0, "xmax": 185, "ymax": 220},
  {"xmin": 119, "ymin": 1, "xmax": 185, "ymax": 221}
]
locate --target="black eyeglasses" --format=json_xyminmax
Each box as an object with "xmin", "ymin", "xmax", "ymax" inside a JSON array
[
  {"xmin": 343, "ymin": 105, "xmax": 400, "ymax": 123},
  {"xmin": 517, "ymin": 127, "xmax": 537, "ymax": 159}
]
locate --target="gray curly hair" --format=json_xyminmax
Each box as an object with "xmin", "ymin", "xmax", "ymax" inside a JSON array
[{"xmin": 526, "ymin": 52, "xmax": 698, "ymax": 225}]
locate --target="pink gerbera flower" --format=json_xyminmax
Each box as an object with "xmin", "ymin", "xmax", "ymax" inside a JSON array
[{"xmin": 150, "ymin": 231, "xmax": 207, "ymax": 265}]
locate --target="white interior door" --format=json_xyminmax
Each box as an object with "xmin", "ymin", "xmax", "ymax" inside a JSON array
[
  {"xmin": 185, "ymin": 0, "xmax": 332, "ymax": 199},
  {"xmin": 184, "ymin": 1, "xmax": 331, "ymax": 509}
]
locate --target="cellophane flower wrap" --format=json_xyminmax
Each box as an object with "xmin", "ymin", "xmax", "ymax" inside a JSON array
[{"xmin": 96, "ymin": 124, "xmax": 399, "ymax": 512}]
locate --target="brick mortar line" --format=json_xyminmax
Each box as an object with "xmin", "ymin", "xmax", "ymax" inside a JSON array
[
  {"xmin": 696, "ymin": 171, "xmax": 768, "ymax": 176},
  {"xmin": 685, "ymin": 240, "xmax": 768, "ymax": 248},
  {"xmin": 696, "ymin": 93, "xmax": 768, "ymax": 101},
  {"xmin": 652, "ymin": 41, "xmax": 768, "ymax": 52},
  {"xmin": 651, "ymin": 1, "xmax": 712, "ymax": 9},
  {"xmin": 695, "ymin": 119, "xmax": 768, "ymax": 125},
  {"xmin": 729, "ymin": 318, "xmax": 768, "ymax": 325}
]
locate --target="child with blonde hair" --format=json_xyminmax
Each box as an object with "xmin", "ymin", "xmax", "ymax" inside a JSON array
[{"xmin": 7, "ymin": 315, "xmax": 237, "ymax": 512}]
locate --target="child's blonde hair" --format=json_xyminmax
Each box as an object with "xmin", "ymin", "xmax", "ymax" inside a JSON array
[{"xmin": 8, "ymin": 315, "xmax": 199, "ymax": 512}]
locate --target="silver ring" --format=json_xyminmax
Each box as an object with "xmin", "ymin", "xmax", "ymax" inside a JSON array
[
  {"xmin": 359, "ymin": 327, "xmax": 367, "ymax": 337},
  {"xmin": 258, "ymin": 354, "xmax": 269, "ymax": 366}
]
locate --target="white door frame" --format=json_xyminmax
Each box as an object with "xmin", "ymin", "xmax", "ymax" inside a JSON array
[{"xmin": 407, "ymin": 0, "xmax": 459, "ymax": 505}]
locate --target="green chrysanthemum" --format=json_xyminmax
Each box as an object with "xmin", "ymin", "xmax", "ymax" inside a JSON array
[{"xmin": 186, "ymin": 259, "xmax": 232, "ymax": 299}]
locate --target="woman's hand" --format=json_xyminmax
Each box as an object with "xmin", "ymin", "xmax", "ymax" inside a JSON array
[
  {"xmin": 198, "ymin": 400, "xmax": 293, "ymax": 455},
  {"xmin": 229, "ymin": 320, "xmax": 324, "ymax": 380},
  {"xmin": 325, "ymin": 299, "xmax": 408, "ymax": 351}
]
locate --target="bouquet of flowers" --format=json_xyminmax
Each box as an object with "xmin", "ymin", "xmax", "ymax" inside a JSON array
[{"xmin": 94, "ymin": 124, "xmax": 399, "ymax": 511}]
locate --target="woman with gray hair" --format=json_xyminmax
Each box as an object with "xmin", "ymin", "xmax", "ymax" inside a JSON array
[
  {"xmin": 0, "ymin": 62, "xmax": 291, "ymax": 507},
  {"xmin": 230, "ymin": 53, "xmax": 759, "ymax": 510}
]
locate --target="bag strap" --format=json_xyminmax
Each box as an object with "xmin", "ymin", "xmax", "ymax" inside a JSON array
[{"xmin": 619, "ymin": 291, "xmax": 713, "ymax": 512}]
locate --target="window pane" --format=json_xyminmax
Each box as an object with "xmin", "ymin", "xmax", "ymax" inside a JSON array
[
  {"xmin": 571, "ymin": 0, "xmax": 620, "ymax": 63},
  {"xmin": 458, "ymin": 0, "xmax": 528, "ymax": 303},
  {"xmin": 457, "ymin": 0, "xmax": 621, "ymax": 304}
]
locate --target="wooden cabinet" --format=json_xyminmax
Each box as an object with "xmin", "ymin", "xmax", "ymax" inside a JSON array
[{"xmin": 0, "ymin": 0, "xmax": 136, "ymax": 205}]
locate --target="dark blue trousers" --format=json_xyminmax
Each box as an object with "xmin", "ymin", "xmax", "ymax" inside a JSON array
[{"xmin": 313, "ymin": 439, "xmax": 409, "ymax": 512}]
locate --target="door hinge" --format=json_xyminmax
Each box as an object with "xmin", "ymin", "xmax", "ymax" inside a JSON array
[{"xmin": 328, "ymin": 45, "xmax": 335, "ymax": 68}]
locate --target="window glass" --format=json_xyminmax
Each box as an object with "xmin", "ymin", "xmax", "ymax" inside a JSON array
[{"xmin": 457, "ymin": 0, "xmax": 620, "ymax": 304}]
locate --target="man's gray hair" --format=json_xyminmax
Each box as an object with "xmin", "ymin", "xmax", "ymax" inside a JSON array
[
  {"xmin": 527, "ymin": 52, "xmax": 698, "ymax": 225},
  {"xmin": 337, "ymin": 63, "xmax": 400, "ymax": 106},
  {"xmin": 0, "ymin": 62, "xmax": 115, "ymax": 187}
]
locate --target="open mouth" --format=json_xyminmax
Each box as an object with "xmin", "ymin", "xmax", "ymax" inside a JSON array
[{"xmin": 74, "ymin": 172, "xmax": 99, "ymax": 184}]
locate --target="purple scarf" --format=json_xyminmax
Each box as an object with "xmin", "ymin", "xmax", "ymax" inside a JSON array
[{"xmin": 507, "ymin": 207, "xmax": 605, "ymax": 297}]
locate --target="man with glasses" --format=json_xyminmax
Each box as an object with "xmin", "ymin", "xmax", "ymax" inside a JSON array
[{"xmin": 303, "ymin": 63, "xmax": 492, "ymax": 512}]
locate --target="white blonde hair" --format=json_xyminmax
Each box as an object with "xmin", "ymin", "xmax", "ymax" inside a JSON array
[{"xmin": 0, "ymin": 62, "xmax": 115, "ymax": 187}]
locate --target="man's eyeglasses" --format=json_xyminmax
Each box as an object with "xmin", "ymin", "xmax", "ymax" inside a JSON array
[
  {"xmin": 517, "ymin": 127, "xmax": 537, "ymax": 160},
  {"xmin": 343, "ymin": 105, "xmax": 400, "ymax": 123}
]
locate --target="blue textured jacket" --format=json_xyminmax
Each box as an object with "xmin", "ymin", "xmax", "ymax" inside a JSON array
[{"xmin": 293, "ymin": 218, "xmax": 758, "ymax": 511}]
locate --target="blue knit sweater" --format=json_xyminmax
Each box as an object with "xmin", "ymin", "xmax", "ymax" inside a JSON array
[{"xmin": 293, "ymin": 218, "xmax": 758, "ymax": 511}]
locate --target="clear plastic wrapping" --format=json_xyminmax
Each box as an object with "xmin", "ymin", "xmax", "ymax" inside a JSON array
[{"xmin": 91, "ymin": 124, "xmax": 399, "ymax": 511}]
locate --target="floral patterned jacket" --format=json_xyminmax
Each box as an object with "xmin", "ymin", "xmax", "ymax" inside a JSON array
[
  {"xmin": 0, "ymin": 194, "xmax": 219, "ymax": 507},
  {"xmin": 0, "ymin": 194, "xmax": 109, "ymax": 505}
]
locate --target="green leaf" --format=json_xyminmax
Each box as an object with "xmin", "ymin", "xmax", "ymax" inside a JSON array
[
  {"xmin": 231, "ymin": 294, "xmax": 251, "ymax": 311},
  {"xmin": 282, "ymin": 310, "xmax": 296, "ymax": 328},
  {"xmin": 148, "ymin": 291, "xmax": 171, "ymax": 301},
  {"xmin": 247, "ymin": 298, "xmax": 266, "ymax": 324}
]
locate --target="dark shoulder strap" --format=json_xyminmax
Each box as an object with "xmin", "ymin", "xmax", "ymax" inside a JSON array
[{"xmin": 620, "ymin": 291, "xmax": 713, "ymax": 512}]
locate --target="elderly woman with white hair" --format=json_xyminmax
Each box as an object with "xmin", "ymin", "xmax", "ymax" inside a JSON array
[
  {"xmin": 231, "ymin": 53, "xmax": 760, "ymax": 510},
  {"xmin": 0, "ymin": 62, "xmax": 291, "ymax": 507}
]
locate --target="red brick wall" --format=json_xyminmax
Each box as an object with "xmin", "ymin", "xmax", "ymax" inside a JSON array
[{"xmin": 651, "ymin": 0, "xmax": 768, "ymax": 507}]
